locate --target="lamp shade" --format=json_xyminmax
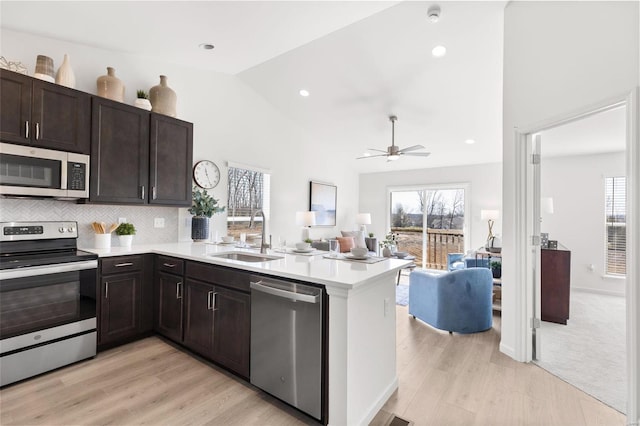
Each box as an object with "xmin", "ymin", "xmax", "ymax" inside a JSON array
[
  {"xmin": 296, "ymin": 211, "xmax": 316, "ymax": 227},
  {"xmin": 356, "ymin": 213, "xmax": 371, "ymax": 225},
  {"xmin": 481, "ymin": 209, "xmax": 499, "ymax": 221},
  {"xmin": 541, "ymin": 197, "xmax": 554, "ymax": 214}
]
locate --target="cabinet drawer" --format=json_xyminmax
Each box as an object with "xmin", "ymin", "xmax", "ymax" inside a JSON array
[
  {"xmin": 185, "ymin": 261, "xmax": 250, "ymax": 293},
  {"xmin": 101, "ymin": 255, "xmax": 143, "ymax": 275},
  {"xmin": 156, "ymin": 256, "xmax": 184, "ymax": 275}
]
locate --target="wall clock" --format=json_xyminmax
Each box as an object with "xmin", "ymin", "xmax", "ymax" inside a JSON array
[{"xmin": 193, "ymin": 160, "xmax": 220, "ymax": 189}]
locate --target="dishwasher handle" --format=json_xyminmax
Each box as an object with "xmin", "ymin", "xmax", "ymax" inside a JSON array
[{"xmin": 250, "ymin": 281, "xmax": 319, "ymax": 304}]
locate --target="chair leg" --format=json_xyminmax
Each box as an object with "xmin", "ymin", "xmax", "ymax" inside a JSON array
[
  {"xmin": 397, "ymin": 270, "xmax": 401, "ymax": 285},
  {"xmin": 449, "ymin": 331, "xmax": 453, "ymax": 335}
]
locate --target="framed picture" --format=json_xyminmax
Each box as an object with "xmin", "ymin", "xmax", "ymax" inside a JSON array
[{"xmin": 309, "ymin": 181, "xmax": 337, "ymax": 227}]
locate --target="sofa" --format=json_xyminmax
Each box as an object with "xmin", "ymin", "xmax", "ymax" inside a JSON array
[{"xmin": 408, "ymin": 267, "xmax": 493, "ymax": 334}]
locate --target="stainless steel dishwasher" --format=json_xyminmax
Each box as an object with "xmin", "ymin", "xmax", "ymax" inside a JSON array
[{"xmin": 250, "ymin": 275, "xmax": 323, "ymax": 421}]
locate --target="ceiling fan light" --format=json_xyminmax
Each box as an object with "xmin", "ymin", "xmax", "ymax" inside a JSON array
[{"xmin": 388, "ymin": 154, "xmax": 400, "ymax": 161}]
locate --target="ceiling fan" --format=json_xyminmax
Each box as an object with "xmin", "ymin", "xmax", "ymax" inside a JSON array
[{"xmin": 357, "ymin": 115, "xmax": 431, "ymax": 161}]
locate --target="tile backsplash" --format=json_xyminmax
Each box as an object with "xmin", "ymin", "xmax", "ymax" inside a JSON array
[{"xmin": 0, "ymin": 198, "xmax": 179, "ymax": 248}]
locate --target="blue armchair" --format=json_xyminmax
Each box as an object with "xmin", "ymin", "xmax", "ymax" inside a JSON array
[{"xmin": 408, "ymin": 267, "xmax": 493, "ymax": 334}]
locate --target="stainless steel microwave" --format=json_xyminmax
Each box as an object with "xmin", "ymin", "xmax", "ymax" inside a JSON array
[{"xmin": 0, "ymin": 143, "xmax": 90, "ymax": 199}]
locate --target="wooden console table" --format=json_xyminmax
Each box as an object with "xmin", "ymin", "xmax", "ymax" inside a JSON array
[{"xmin": 541, "ymin": 247, "xmax": 572, "ymax": 324}]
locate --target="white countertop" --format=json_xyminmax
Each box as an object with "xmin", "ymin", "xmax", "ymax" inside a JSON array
[{"xmin": 81, "ymin": 242, "xmax": 413, "ymax": 289}]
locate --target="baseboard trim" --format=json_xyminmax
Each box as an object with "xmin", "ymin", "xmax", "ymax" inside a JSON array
[
  {"xmin": 572, "ymin": 286, "xmax": 625, "ymax": 297},
  {"xmin": 500, "ymin": 342, "xmax": 516, "ymax": 360},
  {"xmin": 357, "ymin": 376, "xmax": 399, "ymax": 426}
]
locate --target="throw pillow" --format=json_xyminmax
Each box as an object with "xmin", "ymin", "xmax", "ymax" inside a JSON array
[
  {"xmin": 340, "ymin": 230, "xmax": 367, "ymax": 249},
  {"xmin": 336, "ymin": 236, "xmax": 355, "ymax": 253}
]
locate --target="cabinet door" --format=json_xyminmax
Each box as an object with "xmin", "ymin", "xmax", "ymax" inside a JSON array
[
  {"xmin": 99, "ymin": 272, "xmax": 141, "ymax": 345},
  {"xmin": 212, "ymin": 286, "xmax": 251, "ymax": 378},
  {"xmin": 31, "ymin": 80, "xmax": 91, "ymax": 154},
  {"xmin": 0, "ymin": 70, "xmax": 31, "ymax": 145},
  {"xmin": 155, "ymin": 271, "xmax": 183, "ymax": 342},
  {"xmin": 183, "ymin": 279, "xmax": 215, "ymax": 357},
  {"xmin": 149, "ymin": 114, "xmax": 193, "ymax": 206},
  {"xmin": 90, "ymin": 97, "xmax": 149, "ymax": 204}
]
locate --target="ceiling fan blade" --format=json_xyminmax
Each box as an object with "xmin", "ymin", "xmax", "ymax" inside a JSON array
[
  {"xmin": 403, "ymin": 152, "xmax": 431, "ymax": 157},
  {"xmin": 398, "ymin": 144, "xmax": 425, "ymax": 153},
  {"xmin": 367, "ymin": 148, "xmax": 388, "ymax": 153},
  {"xmin": 356, "ymin": 154, "xmax": 389, "ymax": 159}
]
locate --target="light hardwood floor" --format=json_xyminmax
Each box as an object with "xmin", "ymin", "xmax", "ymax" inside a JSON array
[{"xmin": 0, "ymin": 308, "xmax": 626, "ymax": 426}]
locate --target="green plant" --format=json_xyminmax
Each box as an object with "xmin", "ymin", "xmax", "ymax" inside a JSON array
[
  {"xmin": 368, "ymin": 232, "xmax": 375, "ymax": 238},
  {"xmin": 379, "ymin": 231, "xmax": 399, "ymax": 248},
  {"xmin": 490, "ymin": 260, "xmax": 502, "ymax": 269},
  {"xmin": 136, "ymin": 89, "xmax": 148, "ymax": 99},
  {"xmin": 304, "ymin": 238, "xmax": 313, "ymax": 244},
  {"xmin": 188, "ymin": 187, "xmax": 225, "ymax": 218},
  {"xmin": 115, "ymin": 222, "xmax": 136, "ymax": 235}
]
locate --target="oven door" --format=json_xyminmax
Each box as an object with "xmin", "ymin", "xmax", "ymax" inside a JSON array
[{"xmin": 0, "ymin": 260, "xmax": 97, "ymax": 340}]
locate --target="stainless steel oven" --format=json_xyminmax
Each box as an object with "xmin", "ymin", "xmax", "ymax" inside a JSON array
[
  {"xmin": 0, "ymin": 143, "xmax": 89, "ymax": 199},
  {"xmin": 0, "ymin": 221, "xmax": 98, "ymax": 387}
]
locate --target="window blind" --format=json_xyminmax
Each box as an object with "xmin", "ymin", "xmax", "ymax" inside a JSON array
[{"xmin": 605, "ymin": 176, "xmax": 626, "ymax": 275}]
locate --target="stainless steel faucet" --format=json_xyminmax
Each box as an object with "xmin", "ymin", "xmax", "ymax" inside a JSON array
[{"xmin": 250, "ymin": 209, "xmax": 271, "ymax": 253}]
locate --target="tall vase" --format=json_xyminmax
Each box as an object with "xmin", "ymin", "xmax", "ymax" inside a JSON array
[
  {"xmin": 192, "ymin": 216, "xmax": 210, "ymax": 242},
  {"xmin": 149, "ymin": 75, "xmax": 177, "ymax": 117},
  {"xmin": 96, "ymin": 67, "xmax": 125, "ymax": 102},
  {"xmin": 55, "ymin": 54, "xmax": 75, "ymax": 88}
]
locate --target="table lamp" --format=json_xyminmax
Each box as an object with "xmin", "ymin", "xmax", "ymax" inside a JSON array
[
  {"xmin": 356, "ymin": 213, "xmax": 371, "ymax": 234},
  {"xmin": 296, "ymin": 211, "xmax": 316, "ymax": 242},
  {"xmin": 480, "ymin": 209, "xmax": 499, "ymax": 246}
]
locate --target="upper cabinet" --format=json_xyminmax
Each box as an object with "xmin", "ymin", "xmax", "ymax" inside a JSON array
[
  {"xmin": 90, "ymin": 97, "xmax": 193, "ymax": 206},
  {"xmin": 0, "ymin": 70, "xmax": 91, "ymax": 154}
]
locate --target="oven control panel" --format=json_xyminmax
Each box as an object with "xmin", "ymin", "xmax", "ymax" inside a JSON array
[{"xmin": 1, "ymin": 221, "xmax": 78, "ymax": 241}]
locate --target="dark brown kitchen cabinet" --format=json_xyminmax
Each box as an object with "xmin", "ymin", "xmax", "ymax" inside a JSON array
[
  {"xmin": 149, "ymin": 113, "xmax": 193, "ymax": 206},
  {"xmin": 90, "ymin": 97, "xmax": 149, "ymax": 204},
  {"xmin": 541, "ymin": 248, "xmax": 572, "ymax": 324},
  {"xmin": 212, "ymin": 286, "xmax": 251, "ymax": 377},
  {"xmin": 155, "ymin": 271, "xmax": 184, "ymax": 342},
  {"xmin": 0, "ymin": 69, "xmax": 90, "ymax": 153},
  {"xmin": 183, "ymin": 279, "xmax": 215, "ymax": 356},
  {"xmin": 98, "ymin": 255, "xmax": 153, "ymax": 348}
]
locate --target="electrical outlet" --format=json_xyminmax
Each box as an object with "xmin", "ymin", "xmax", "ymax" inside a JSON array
[
  {"xmin": 154, "ymin": 218, "xmax": 165, "ymax": 228},
  {"xmin": 118, "ymin": 217, "xmax": 126, "ymax": 224}
]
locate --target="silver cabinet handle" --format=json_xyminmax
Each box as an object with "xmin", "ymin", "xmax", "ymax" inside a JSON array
[
  {"xmin": 212, "ymin": 291, "xmax": 219, "ymax": 311},
  {"xmin": 141, "ymin": 186, "xmax": 145, "ymax": 200},
  {"xmin": 35, "ymin": 122, "xmax": 40, "ymax": 140},
  {"xmin": 25, "ymin": 121, "xmax": 29, "ymax": 139},
  {"xmin": 176, "ymin": 281, "xmax": 182, "ymax": 300},
  {"xmin": 115, "ymin": 262, "xmax": 133, "ymax": 267},
  {"xmin": 105, "ymin": 282, "xmax": 109, "ymax": 299},
  {"xmin": 152, "ymin": 186, "xmax": 157, "ymax": 200},
  {"xmin": 207, "ymin": 291, "xmax": 213, "ymax": 310},
  {"xmin": 163, "ymin": 263, "xmax": 175, "ymax": 268}
]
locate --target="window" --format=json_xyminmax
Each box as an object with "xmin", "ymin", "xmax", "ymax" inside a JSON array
[
  {"xmin": 227, "ymin": 163, "xmax": 270, "ymax": 240},
  {"xmin": 605, "ymin": 176, "xmax": 626, "ymax": 275},
  {"xmin": 389, "ymin": 186, "xmax": 467, "ymax": 269}
]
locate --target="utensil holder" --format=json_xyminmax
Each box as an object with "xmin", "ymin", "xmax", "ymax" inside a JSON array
[{"xmin": 94, "ymin": 233, "xmax": 111, "ymax": 249}]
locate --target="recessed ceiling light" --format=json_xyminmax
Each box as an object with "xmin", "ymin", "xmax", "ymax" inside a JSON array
[
  {"xmin": 199, "ymin": 43, "xmax": 215, "ymax": 50},
  {"xmin": 465, "ymin": 139, "xmax": 476, "ymax": 145},
  {"xmin": 432, "ymin": 45, "xmax": 447, "ymax": 58},
  {"xmin": 427, "ymin": 5, "xmax": 441, "ymax": 23},
  {"xmin": 299, "ymin": 89, "xmax": 310, "ymax": 97}
]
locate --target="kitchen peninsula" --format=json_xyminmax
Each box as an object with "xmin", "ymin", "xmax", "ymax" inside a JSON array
[{"xmin": 85, "ymin": 242, "xmax": 411, "ymax": 426}]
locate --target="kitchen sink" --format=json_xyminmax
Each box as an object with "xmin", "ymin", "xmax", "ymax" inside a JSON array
[{"xmin": 209, "ymin": 251, "xmax": 284, "ymax": 263}]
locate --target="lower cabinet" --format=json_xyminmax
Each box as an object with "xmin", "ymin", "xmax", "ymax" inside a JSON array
[
  {"xmin": 98, "ymin": 254, "xmax": 153, "ymax": 347},
  {"xmin": 153, "ymin": 257, "xmax": 251, "ymax": 378}
]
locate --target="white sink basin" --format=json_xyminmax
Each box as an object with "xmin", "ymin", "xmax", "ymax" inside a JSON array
[{"xmin": 209, "ymin": 251, "xmax": 283, "ymax": 263}]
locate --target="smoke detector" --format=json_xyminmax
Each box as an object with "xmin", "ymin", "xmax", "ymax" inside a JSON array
[{"xmin": 427, "ymin": 5, "xmax": 441, "ymax": 23}]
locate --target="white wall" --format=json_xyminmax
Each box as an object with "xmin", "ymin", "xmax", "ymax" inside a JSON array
[
  {"xmin": 541, "ymin": 152, "xmax": 626, "ymax": 296},
  {"xmin": 0, "ymin": 28, "xmax": 361, "ymax": 244},
  {"xmin": 502, "ymin": 0, "xmax": 639, "ymax": 360},
  {"xmin": 359, "ymin": 162, "xmax": 502, "ymax": 255}
]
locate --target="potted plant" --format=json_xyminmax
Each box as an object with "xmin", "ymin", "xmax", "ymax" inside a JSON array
[
  {"xmin": 365, "ymin": 232, "xmax": 378, "ymax": 254},
  {"xmin": 134, "ymin": 89, "xmax": 152, "ymax": 110},
  {"xmin": 115, "ymin": 222, "xmax": 136, "ymax": 248},
  {"xmin": 490, "ymin": 260, "xmax": 502, "ymax": 279},
  {"xmin": 188, "ymin": 187, "xmax": 225, "ymax": 241},
  {"xmin": 379, "ymin": 231, "xmax": 399, "ymax": 257}
]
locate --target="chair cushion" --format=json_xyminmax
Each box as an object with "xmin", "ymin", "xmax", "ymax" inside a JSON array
[
  {"xmin": 340, "ymin": 230, "xmax": 367, "ymax": 249},
  {"xmin": 336, "ymin": 236, "xmax": 355, "ymax": 252}
]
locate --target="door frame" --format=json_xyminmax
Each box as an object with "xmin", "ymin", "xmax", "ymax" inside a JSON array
[{"xmin": 513, "ymin": 88, "xmax": 638, "ymax": 423}]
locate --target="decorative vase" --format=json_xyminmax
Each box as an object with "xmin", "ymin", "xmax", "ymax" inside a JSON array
[
  {"xmin": 55, "ymin": 54, "xmax": 75, "ymax": 88},
  {"xmin": 134, "ymin": 98, "xmax": 152, "ymax": 110},
  {"xmin": 382, "ymin": 247, "xmax": 392, "ymax": 258},
  {"xmin": 191, "ymin": 216, "xmax": 210, "ymax": 241},
  {"xmin": 149, "ymin": 75, "xmax": 177, "ymax": 117},
  {"xmin": 34, "ymin": 55, "xmax": 54, "ymax": 82},
  {"xmin": 96, "ymin": 67, "xmax": 125, "ymax": 102},
  {"xmin": 365, "ymin": 237, "xmax": 378, "ymax": 253},
  {"xmin": 118, "ymin": 235, "xmax": 133, "ymax": 248}
]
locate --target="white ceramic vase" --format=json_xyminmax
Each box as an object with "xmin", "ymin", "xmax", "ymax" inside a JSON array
[
  {"xmin": 134, "ymin": 98, "xmax": 152, "ymax": 110},
  {"xmin": 149, "ymin": 75, "xmax": 177, "ymax": 117},
  {"xmin": 96, "ymin": 67, "xmax": 125, "ymax": 102},
  {"xmin": 55, "ymin": 54, "xmax": 75, "ymax": 88},
  {"xmin": 119, "ymin": 235, "xmax": 133, "ymax": 248}
]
